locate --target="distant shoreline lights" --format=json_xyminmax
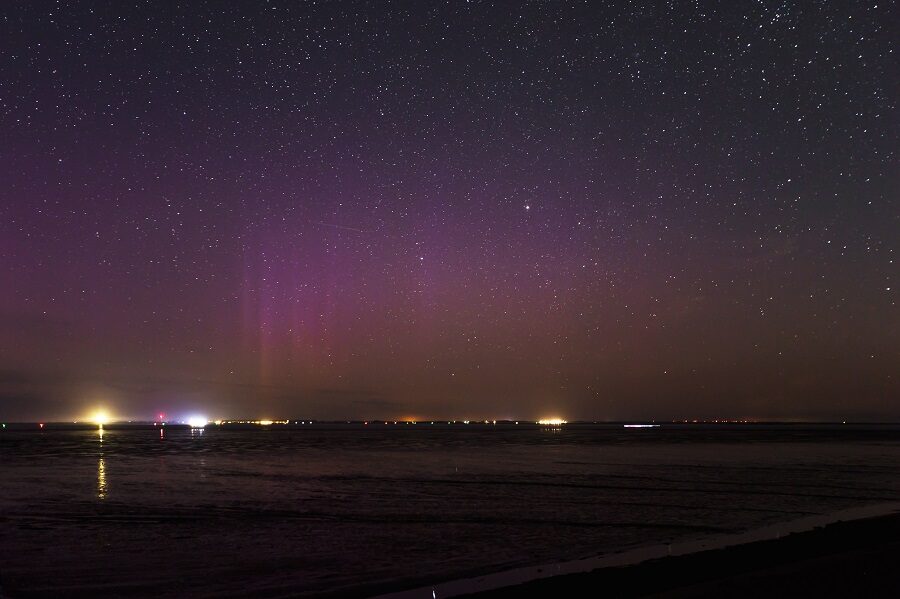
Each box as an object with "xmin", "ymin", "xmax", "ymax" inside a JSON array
[
  {"xmin": 187, "ymin": 416, "xmax": 208, "ymax": 428},
  {"xmin": 91, "ymin": 410, "xmax": 110, "ymax": 426}
]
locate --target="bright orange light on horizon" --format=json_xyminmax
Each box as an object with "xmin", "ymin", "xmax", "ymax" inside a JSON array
[
  {"xmin": 91, "ymin": 409, "xmax": 110, "ymax": 426},
  {"xmin": 537, "ymin": 418, "xmax": 567, "ymax": 425}
]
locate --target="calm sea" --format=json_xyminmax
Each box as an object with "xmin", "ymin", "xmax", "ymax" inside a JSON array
[{"xmin": 2, "ymin": 423, "xmax": 900, "ymax": 597}]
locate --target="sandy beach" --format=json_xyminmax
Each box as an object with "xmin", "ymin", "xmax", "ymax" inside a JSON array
[
  {"xmin": 4, "ymin": 510, "xmax": 899, "ymax": 599},
  {"xmin": 461, "ymin": 511, "xmax": 900, "ymax": 598}
]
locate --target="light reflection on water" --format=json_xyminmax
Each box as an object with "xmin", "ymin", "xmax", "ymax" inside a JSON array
[
  {"xmin": 97, "ymin": 425, "xmax": 107, "ymax": 499},
  {"xmin": 97, "ymin": 456, "xmax": 107, "ymax": 500}
]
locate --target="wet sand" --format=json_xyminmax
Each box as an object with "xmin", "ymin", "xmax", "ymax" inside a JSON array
[
  {"xmin": 462, "ymin": 512, "xmax": 900, "ymax": 598},
  {"xmin": 3, "ymin": 511, "xmax": 900, "ymax": 598}
]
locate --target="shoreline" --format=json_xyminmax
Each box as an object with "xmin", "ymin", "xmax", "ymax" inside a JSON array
[
  {"xmin": 374, "ymin": 502, "xmax": 900, "ymax": 599},
  {"xmin": 4, "ymin": 505, "xmax": 900, "ymax": 598}
]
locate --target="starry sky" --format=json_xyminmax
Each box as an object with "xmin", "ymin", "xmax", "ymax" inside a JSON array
[{"xmin": 0, "ymin": 1, "xmax": 896, "ymax": 422}]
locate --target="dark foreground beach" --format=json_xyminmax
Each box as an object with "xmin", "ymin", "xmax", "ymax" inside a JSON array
[
  {"xmin": 463, "ymin": 512, "xmax": 900, "ymax": 598},
  {"xmin": 6, "ymin": 510, "xmax": 896, "ymax": 598}
]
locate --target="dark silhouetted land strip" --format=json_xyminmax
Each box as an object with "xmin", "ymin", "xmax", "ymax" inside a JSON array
[{"xmin": 462, "ymin": 513, "xmax": 900, "ymax": 598}]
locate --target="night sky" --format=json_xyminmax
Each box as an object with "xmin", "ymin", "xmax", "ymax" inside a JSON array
[{"xmin": 0, "ymin": 2, "xmax": 896, "ymax": 422}]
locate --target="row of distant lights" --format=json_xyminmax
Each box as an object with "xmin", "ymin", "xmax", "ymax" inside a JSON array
[
  {"xmin": 5, "ymin": 415, "xmax": 570, "ymax": 429},
  {"xmin": 3, "ymin": 420, "xmax": 791, "ymax": 429},
  {"xmin": 194, "ymin": 419, "xmax": 568, "ymax": 426}
]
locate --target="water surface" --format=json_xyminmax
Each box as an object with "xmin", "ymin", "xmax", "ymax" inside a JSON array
[{"xmin": 2, "ymin": 423, "xmax": 899, "ymax": 597}]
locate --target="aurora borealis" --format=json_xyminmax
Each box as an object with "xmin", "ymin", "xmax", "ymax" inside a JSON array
[{"xmin": 0, "ymin": 1, "xmax": 895, "ymax": 422}]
